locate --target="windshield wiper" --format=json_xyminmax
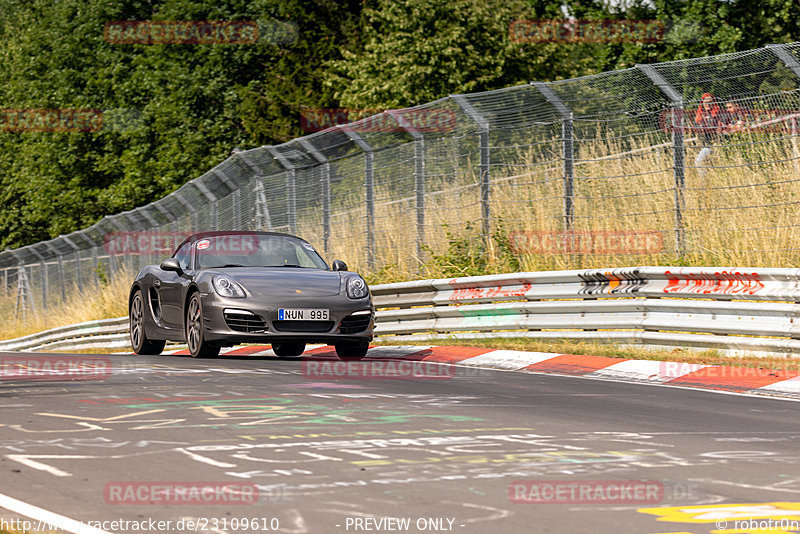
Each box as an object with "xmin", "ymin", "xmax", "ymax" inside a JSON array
[{"xmin": 210, "ymin": 264, "xmax": 246, "ymax": 268}]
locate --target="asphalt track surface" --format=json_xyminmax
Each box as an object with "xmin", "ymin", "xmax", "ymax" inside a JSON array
[{"xmin": 1, "ymin": 349, "xmax": 800, "ymax": 534}]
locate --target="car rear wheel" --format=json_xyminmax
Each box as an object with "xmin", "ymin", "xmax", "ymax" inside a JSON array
[
  {"xmin": 130, "ymin": 290, "xmax": 165, "ymax": 355},
  {"xmin": 335, "ymin": 339, "xmax": 369, "ymax": 360},
  {"xmin": 272, "ymin": 342, "xmax": 306, "ymax": 357},
  {"xmin": 186, "ymin": 293, "xmax": 220, "ymax": 358}
]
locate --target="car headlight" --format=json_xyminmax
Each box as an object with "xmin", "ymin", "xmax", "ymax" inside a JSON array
[
  {"xmin": 346, "ymin": 277, "xmax": 369, "ymax": 299},
  {"xmin": 212, "ymin": 275, "xmax": 246, "ymax": 298}
]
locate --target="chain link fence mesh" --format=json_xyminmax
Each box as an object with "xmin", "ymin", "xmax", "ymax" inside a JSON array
[{"xmin": 3, "ymin": 42, "xmax": 800, "ymax": 313}]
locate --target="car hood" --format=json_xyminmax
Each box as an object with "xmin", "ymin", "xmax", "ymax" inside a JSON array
[{"xmin": 216, "ymin": 267, "xmax": 343, "ymax": 297}]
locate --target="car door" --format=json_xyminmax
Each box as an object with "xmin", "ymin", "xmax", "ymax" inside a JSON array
[{"xmin": 159, "ymin": 241, "xmax": 193, "ymax": 329}]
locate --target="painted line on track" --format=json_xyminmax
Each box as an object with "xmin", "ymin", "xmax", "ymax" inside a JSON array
[{"xmin": 0, "ymin": 491, "xmax": 112, "ymax": 534}]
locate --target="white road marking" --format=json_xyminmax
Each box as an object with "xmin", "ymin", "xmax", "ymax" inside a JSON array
[{"xmin": 0, "ymin": 491, "xmax": 112, "ymax": 534}]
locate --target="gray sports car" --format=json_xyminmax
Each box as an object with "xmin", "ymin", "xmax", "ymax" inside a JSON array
[{"xmin": 128, "ymin": 231, "xmax": 374, "ymax": 359}]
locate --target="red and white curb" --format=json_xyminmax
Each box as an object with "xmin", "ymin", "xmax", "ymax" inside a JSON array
[{"xmin": 156, "ymin": 344, "xmax": 800, "ymax": 400}]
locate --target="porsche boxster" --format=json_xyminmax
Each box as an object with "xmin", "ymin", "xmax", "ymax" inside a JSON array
[{"xmin": 128, "ymin": 231, "xmax": 374, "ymax": 359}]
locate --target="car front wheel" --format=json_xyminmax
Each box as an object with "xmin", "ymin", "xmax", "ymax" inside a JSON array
[
  {"xmin": 130, "ymin": 289, "xmax": 165, "ymax": 355},
  {"xmin": 186, "ymin": 293, "xmax": 220, "ymax": 358},
  {"xmin": 335, "ymin": 339, "xmax": 369, "ymax": 360}
]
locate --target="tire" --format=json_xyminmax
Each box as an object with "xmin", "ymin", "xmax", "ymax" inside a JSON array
[
  {"xmin": 272, "ymin": 342, "xmax": 306, "ymax": 357},
  {"xmin": 130, "ymin": 289, "xmax": 165, "ymax": 355},
  {"xmin": 335, "ymin": 339, "xmax": 369, "ymax": 360},
  {"xmin": 186, "ymin": 293, "xmax": 220, "ymax": 358}
]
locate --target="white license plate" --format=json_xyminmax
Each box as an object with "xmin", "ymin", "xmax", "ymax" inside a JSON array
[{"xmin": 278, "ymin": 308, "xmax": 329, "ymax": 321}]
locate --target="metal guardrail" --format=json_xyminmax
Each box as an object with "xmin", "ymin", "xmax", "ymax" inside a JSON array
[
  {"xmin": 3, "ymin": 266, "xmax": 800, "ymax": 356},
  {"xmin": 0, "ymin": 317, "xmax": 130, "ymax": 352}
]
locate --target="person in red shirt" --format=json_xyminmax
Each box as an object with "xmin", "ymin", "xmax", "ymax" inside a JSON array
[{"xmin": 694, "ymin": 92, "xmax": 724, "ymax": 173}]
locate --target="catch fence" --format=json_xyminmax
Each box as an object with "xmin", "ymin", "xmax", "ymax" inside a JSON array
[{"xmin": 3, "ymin": 42, "xmax": 800, "ymax": 315}]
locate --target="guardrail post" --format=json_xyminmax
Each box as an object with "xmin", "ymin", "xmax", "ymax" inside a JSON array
[
  {"xmin": 637, "ymin": 64, "xmax": 686, "ymax": 258},
  {"xmin": 299, "ymin": 139, "xmax": 331, "ymax": 256},
  {"xmin": 452, "ymin": 95, "xmax": 491, "ymax": 241},
  {"xmin": 339, "ymin": 127, "xmax": 375, "ymax": 269},
  {"xmin": 533, "ymin": 83, "xmax": 575, "ymax": 235},
  {"xmin": 266, "ymin": 147, "xmax": 297, "ymax": 233}
]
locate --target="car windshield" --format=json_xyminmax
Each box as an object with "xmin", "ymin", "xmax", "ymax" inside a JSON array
[{"xmin": 193, "ymin": 234, "xmax": 329, "ymax": 270}]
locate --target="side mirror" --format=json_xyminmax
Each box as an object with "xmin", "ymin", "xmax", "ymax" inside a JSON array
[
  {"xmin": 160, "ymin": 258, "xmax": 183, "ymax": 274},
  {"xmin": 331, "ymin": 260, "xmax": 348, "ymax": 272}
]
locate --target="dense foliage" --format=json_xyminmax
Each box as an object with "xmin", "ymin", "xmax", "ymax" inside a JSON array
[{"xmin": 0, "ymin": 0, "xmax": 797, "ymax": 249}]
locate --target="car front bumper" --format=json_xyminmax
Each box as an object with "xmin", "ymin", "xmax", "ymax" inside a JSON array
[{"xmin": 198, "ymin": 291, "xmax": 374, "ymax": 345}]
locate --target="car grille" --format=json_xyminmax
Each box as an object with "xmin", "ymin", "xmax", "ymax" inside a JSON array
[
  {"xmin": 273, "ymin": 320, "xmax": 334, "ymax": 333},
  {"xmin": 338, "ymin": 313, "xmax": 372, "ymax": 334},
  {"xmin": 224, "ymin": 311, "xmax": 267, "ymax": 332}
]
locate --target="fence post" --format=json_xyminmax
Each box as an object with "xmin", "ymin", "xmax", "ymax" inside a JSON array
[
  {"xmin": 637, "ymin": 64, "xmax": 686, "ymax": 259},
  {"xmin": 253, "ymin": 179, "xmax": 273, "ymax": 231},
  {"xmin": 74, "ymin": 233, "xmax": 98, "ymax": 288},
  {"xmin": 339, "ymin": 127, "xmax": 375, "ymax": 269},
  {"xmin": 266, "ymin": 147, "xmax": 297, "ymax": 234},
  {"xmin": 388, "ymin": 111, "xmax": 426, "ymax": 266},
  {"xmin": 299, "ymin": 139, "xmax": 331, "ymax": 256},
  {"xmin": 30, "ymin": 251, "xmax": 47, "ymax": 311},
  {"xmin": 214, "ymin": 169, "xmax": 240, "ymax": 229},
  {"xmin": 766, "ymin": 44, "xmax": 800, "ymax": 176},
  {"xmin": 533, "ymin": 82, "xmax": 575, "ymax": 234},
  {"xmin": 43, "ymin": 243, "xmax": 66, "ymax": 303},
  {"xmin": 62, "ymin": 236, "xmax": 82, "ymax": 292},
  {"xmin": 191, "ymin": 180, "xmax": 219, "ymax": 232},
  {"xmin": 231, "ymin": 152, "xmax": 263, "ymax": 232},
  {"xmin": 766, "ymin": 44, "xmax": 800, "ymax": 79},
  {"xmin": 451, "ymin": 95, "xmax": 491, "ymax": 241}
]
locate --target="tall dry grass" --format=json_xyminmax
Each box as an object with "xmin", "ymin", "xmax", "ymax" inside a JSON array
[
  {"xmin": 0, "ymin": 269, "xmax": 131, "ymax": 340},
  {"xmin": 329, "ymin": 127, "xmax": 800, "ymax": 279}
]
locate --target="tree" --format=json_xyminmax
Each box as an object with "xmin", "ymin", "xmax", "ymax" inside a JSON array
[{"xmin": 324, "ymin": 0, "xmax": 570, "ymax": 109}]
